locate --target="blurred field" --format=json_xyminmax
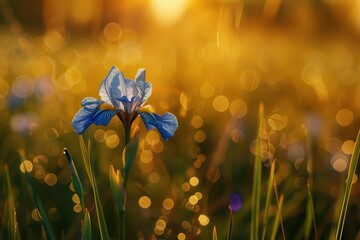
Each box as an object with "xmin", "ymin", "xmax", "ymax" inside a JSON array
[{"xmin": 1, "ymin": 0, "xmax": 360, "ymax": 239}]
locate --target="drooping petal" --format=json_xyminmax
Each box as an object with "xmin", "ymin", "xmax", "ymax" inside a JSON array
[
  {"xmin": 99, "ymin": 66, "xmax": 119, "ymax": 107},
  {"xmin": 72, "ymin": 98, "xmax": 117, "ymax": 135},
  {"xmin": 135, "ymin": 68, "xmax": 152, "ymax": 107},
  {"xmin": 140, "ymin": 112, "xmax": 178, "ymax": 141}
]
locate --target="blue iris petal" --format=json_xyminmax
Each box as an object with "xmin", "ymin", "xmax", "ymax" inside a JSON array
[
  {"xmin": 99, "ymin": 66, "xmax": 119, "ymax": 107},
  {"xmin": 140, "ymin": 112, "xmax": 178, "ymax": 141},
  {"xmin": 135, "ymin": 68, "xmax": 152, "ymax": 106},
  {"xmin": 72, "ymin": 98, "xmax": 117, "ymax": 135},
  {"xmin": 118, "ymin": 72, "xmax": 139, "ymax": 103}
]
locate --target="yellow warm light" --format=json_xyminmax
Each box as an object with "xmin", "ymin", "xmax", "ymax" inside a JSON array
[
  {"xmin": 141, "ymin": 150, "xmax": 153, "ymax": 163},
  {"xmin": 163, "ymin": 198, "xmax": 175, "ymax": 210},
  {"xmin": 72, "ymin": 194, "xmax": 80, "ymax": 204},
  {"xmin": 342, "ymin": 140, "xmax": 355, "ymax": 155},
  {"xmin": 155, "ymin": 219, "xmax": 167, "ymax": 231},
  {"xmin": 200, "ymin": 82, "xmax": 214, "ymax": 98},
  {"xmin": 178, "ymin": 232, "xmax": 186, "ymax": 240},
  {"xmin": 73, "ymin": 204, "xmax": 82, "ymax": 213},
  {"xmin": 198, "ymin": 214, "xmax": 210, "ymax": 226},
  {"xmin": 213, "ymin": 95, "xmax": 229, "ymax": 112},
  {"xmin": 336, "ymin": 108, "xmax": 354, "ymax": 127},
  {"xmin": 189, "ymin": 195, "xmax": 198, "ymax": 205},
  {"xmin": 139, "ymin": 196, "xmax": 152, "ymax": 209},
  {"xmin": 191, "ymin": 116, "xmax": 203, "ymax": 129},
  {"xmin": 150, "ymin": 0, "xmax": 187, "ymax": 25},
  {"xmin": 31, "ymin": 209, "xmax": 41, "ymax": 221},
  {"xmin": 189, "ymin": 176, "xmax": 199, "ymax": 187},
  {"xmin": 20, "ymin": 160, "xmax": 33, "ymax": 173},
  {"xmin": 44, "ymin": 173, "xmax": 58, "ymax": 186},
  {"xmin": 194, "ymin": 130, "xmax": 206, "ymax": 143}
]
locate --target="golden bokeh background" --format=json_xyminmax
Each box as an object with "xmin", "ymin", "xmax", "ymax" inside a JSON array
[{"xmin": 1, "ymin": 0, "xmax": 360, "ymax": 239}]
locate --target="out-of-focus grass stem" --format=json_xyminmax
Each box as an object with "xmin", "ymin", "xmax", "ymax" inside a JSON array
[
  {"xmin": 4, "ymin": 164, "xmax": 19, "ymax": 240},
  {"xmin": 251, "ymin": 102, "xmax": 264, "ymax": 240},
  {"xmin": 18, "ymin": 150, "xmax": 55, "ymax": 240},
  {"xmin": 262, "ymin": 159, "xmax": 276, "ymax": 240},
  {"xmin": 334, "ymin": 130, "xmax": 360, "ymax": 240},
  {"xmin": 304, "ymin": 125, "xmax": 317, "ymax": 240},
  {"xmin": 79, "ymin": 136, "xmax": 109, "ymax": 240},
  {"xmin": 270, "ymin": 194, "xmax": 284, "ymax": 240}
]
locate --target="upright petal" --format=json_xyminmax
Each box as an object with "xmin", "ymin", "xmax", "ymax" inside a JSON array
[
  {"xmin": 140, "ymin": 112, "xmax": 178, "ymax": 141},
  {"xmin": 135, "ymin": 68, "xmax": 152, "ymax": 106},
  {"xmin": 72, "ymin": 98, "xmax": 117, "ymax": 134},
  {"xmin": 99, "ymin": 66, "xmax": 119, "ymax": 107},
  {"xmin": 117, "ymin": 72, "xmax": 139, "ymax": 112}
]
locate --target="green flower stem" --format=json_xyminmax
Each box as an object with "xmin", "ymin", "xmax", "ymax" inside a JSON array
[
  {"xmin": 119, "ymin": 209, "xmax": 125, "ymax": 240},
  {"xmin": 120, "ymin": 124, "xmax": 131, "ymax": 240}
]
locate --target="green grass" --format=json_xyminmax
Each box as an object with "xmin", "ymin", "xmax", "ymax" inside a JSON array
[
  {"xmin": 334, "ymin": 130, "xmax": 360, "ymax": 240},
  {"xmin": 250, "ymin": 103, "xmax": 264, "ymax": 240}
]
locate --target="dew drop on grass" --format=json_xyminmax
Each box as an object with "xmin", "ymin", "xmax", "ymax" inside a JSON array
[
  {"xmin": 73, "ymin": 204, "xmax": 82, "ymax": 213},
  {"xmin": 72, "ymin": 193, "xmax": 80, "ymax": 204},
  {"xmin": 31, "ymin": 208, "xmax": 41, "ymax": 221}
]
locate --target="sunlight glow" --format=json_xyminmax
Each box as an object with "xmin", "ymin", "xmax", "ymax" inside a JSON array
[{"xmin": 150, "ymin": 0, "xmax": 187, "ymax": 25}]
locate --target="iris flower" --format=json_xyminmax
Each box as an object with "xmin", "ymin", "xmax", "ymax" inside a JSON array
[{"xmin": 72, "ymin": 66, "xmax": 178, "ymax": 141}]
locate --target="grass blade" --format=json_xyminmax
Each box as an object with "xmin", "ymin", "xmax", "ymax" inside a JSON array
[
  {"xmin": 83, "ymin": 208, "xmax": 92, "ymax": 240},
  {"xmin": 270, "ymin": 194, "xmax": 284, "ymax": 240},
  {"xmin": 251, "ymin": 102, "xmax": 264, "ymax": 240},
  {"xmin": 79, "ymin": 136, "xmax": 93, "ymax": 187},
  {"xmin": 262, "ymin": 159, "xmax": 276, "ymax": 240},
  {"xmin": 304, "ymin": 125, "xmax": 317, "ymax": 240},
  {"xmin": 4, "ymin": 164, "xmax": 19, "ymax": 240},
  {"xmin": 19, "ymin": 151, "xmax": 55, "ymax": 240},
  {"xmin": 305, "ymin": 181, "xmax": 317, "ymax": 240},
  {"xmin": 335, "ymin": 130, "xmax": 360, "ymax": 240},
  {"xmin": 228, "ymin": 205, "xmax": 233, "ymax": 240},
  {"xmin": 329, "ymin": 176, "xmax": 345, "ymax": 240},
  {"xmin": 78, "ymin": 137, "xmax": 109, "ymax": 240},
  {"xmin": 64, "ymin": 148, "xmax": 85, "ymax": 215},
  {"xmin": 212, "ymin": 225, "xmax": 218, "ymax": 240}
]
